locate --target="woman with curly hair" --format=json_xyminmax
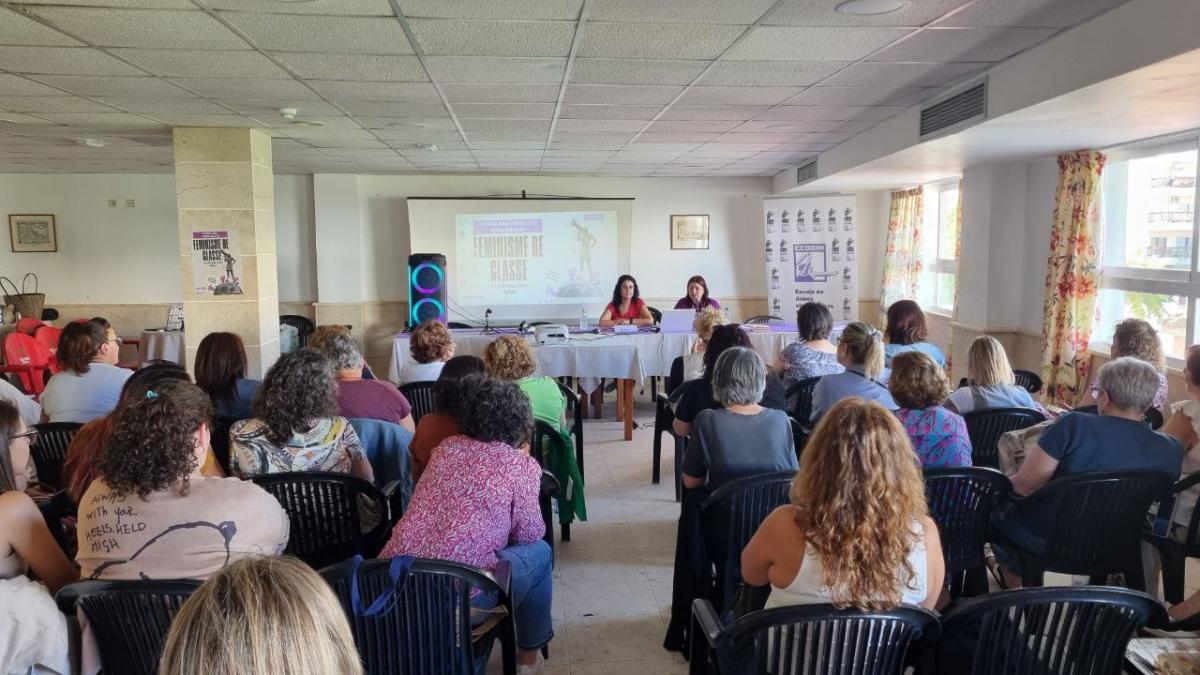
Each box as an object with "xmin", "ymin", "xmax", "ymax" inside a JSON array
[
  {"xmin": 483, "ymin": 335, "xmax": 565, "ymax": 430},
  {"xmin": 409, "ymin": 355, "xmax": 486, "ymax": 483},
  {"xmin": 889, "ymin": 351, "xmax": 971, "ymax": 468},
  {"xmin": 316, "ymin": 332, "xmax": 414, "ymax": 431},
  {"xmin": 381, "ymin": 375, "xmax": 552, "ymax": 674},
  {"xmin": 742, "ymin": 398, "xmax": 943, "ymax": 611},
  {"xmin": 397, "ymin": 319, "xmax": 457, "ymax": 385},
  {"xmin": 41, "ymin": 317, "xmax": 132, "ymax": 423},
  {"xmin": 1078, "ymin": 318, "xmax": 1169, "ymax": 410},
  {"xmin": 883, "ymin": 299, "xmax": 946, "ymax": 368},
  {"xmin": 76, "ymin": 378, "xmax": 288, "ymax": 581},
  {"xmin": 229, "ymin": 349, "xmax": 373, "ymax": 481}
]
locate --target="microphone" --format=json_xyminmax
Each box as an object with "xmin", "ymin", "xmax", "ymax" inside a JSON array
[{"xmin": 485, "ymin": 308, "xmax": 493, "ymax": 317}]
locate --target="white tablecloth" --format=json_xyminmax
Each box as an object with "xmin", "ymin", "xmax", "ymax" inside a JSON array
[{"xmin": 140, "ymin": 330, "xmax": 186, "ymax": 365}]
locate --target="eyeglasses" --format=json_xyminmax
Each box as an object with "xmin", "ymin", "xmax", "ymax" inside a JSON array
[
  {"xmin": 12, "ymin": 429, "xmax": 38, "ymax": 442},
  {"xmin": 1090, "ymin": 385, "xmax": 1102, "ymax": 399},
  {"xmin": 106, "ymin": 336, "xmax": 124, "ymax": 346}
]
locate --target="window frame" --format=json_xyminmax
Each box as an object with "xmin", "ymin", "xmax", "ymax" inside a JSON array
[{"xmin": 918, "ymin": 179, "xmax": 960, "ymax": 316}]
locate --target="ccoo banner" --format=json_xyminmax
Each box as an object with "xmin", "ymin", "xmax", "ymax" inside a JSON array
[{"xmin": 762, "ymin": 195, "xmax": 858, "ymax": 323}]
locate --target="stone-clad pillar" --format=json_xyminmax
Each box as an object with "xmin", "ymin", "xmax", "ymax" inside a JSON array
[{"xmin": 174, "ymin": 127, "xmax": 279, "ymax": 377}]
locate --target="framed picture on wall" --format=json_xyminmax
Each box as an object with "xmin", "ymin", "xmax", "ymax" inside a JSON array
[
  {"xmin": 8, "ymin": 214, "xmax": 57, "ymax": 252},
  {"xmin": 670, "ymin": 214, "xmax": 710, "ymax": 250}
]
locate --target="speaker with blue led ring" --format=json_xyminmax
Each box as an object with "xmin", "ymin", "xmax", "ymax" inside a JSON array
[{"xmin": 407, "ymin": 253, "xmax": 447, "ymax": 329}]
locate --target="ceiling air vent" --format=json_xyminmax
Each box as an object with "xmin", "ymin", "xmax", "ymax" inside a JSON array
[
  {"xmin": 919, "ymin": 79, "xmax": 987, "ymax": 140},
  {"xmin": 795, "ymin": 159, "xmax": 818, "ymax": 185}
]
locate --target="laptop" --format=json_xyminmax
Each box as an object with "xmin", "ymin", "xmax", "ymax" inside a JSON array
[{"xmin": 659, "ymin": 309, "xmax": 697, "ymax": 333}]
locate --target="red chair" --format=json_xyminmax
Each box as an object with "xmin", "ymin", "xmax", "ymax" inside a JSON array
[
  {"xmin": 3, "ymin": 333, "xmax": 53, "ymax": 398},
  {"xmin": 33, "ymin": 325, "xmax": 62, "ymax": 374},
  {"xmin": 16, "ymin": 317, "xmax": 43, "ymax": 335}
]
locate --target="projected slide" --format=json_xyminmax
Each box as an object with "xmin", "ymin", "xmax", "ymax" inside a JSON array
[{"xmin": 455, "ymin": 210, "xmax": 618, "ymax": 306}]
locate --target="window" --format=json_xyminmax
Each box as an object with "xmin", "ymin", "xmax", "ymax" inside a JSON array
[
  {"xmin": 917, "ymin": 180, "xmax": 960, "ymax": 314},
  {"xmin": 1093, "ymin": 139, "xmax": 1200, "ymax": 361}
]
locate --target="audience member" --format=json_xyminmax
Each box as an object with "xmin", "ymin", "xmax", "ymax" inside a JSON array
[
  {"xmin": 311, "ymin": 324, "xmax": 376, "ymax": 380},
  {"xmin": 742, "ymin": 398, "xmax": 943, "ymax": 611},
  {"xmin": 194, "ymin": 332, "xmax": 261, "ymax": 420},
  {"xmin": 810, "ymin": 321, "xmax": 897, "ymax": 421},
  {"xmin": 0, "ymin": 400, "xmax": 75, "ymax": 674},
  {"xmin": 991, "ymin": 357, "xmax": 1183, "ymax": 588},
  {"xmin": 946, "ymin": 336, "xmax": 1039, "ymax": 414},
  {"xmin": 883, "ymin": 300, "xmax": 946, "ymax": 368},
  {"xmin": 41, "ymin": 318, "xmax": 132, "ymax": 423},
  {"xmin": 409, "ymin": 355, "xmax": 486, "ymax": 483},
  {"xmin": 676, "ymin": 308, "xmax": 724, "ymax": 389},
  {"xmin": 484, "ymin": 334, "xmax": 566, "ymax": 430},
  {"xmin": 1079, "ymin": 318, "xmax": 1169, "ymax": 410},
  {"xmin": 889, "ymin": 351, "xmax": 971, "ymax": 468},
  {"xmin": 673, "ymin": 275, "xmax": 721, "ymax": 312},
  {"xmin": 77, "ymin": 379, "xmax": 288, "ymax": 580},
  {"xmin": 0, "ymin": 375, "xmax": 40, "ymax": 426},
  {"xmin": 672, "ymin": 324, "xmax": 752, "ymax": 437},
  {"xmin": 776, "ymin": 302, "xmax": 844, "ymax": 387},
  {"xmin": 159, "ymin": 556, "xmax": 362, "ymax": 675},
  {"xmin": 381, "ymin": 375, "xmax": 551, "ymax": 674},
  {"xmin": 318, "ymin": 333, "xmax": 414, "ymax": 431},
  {"xmin": 397, "ymin": 319, "xmax": 456, "ymax": 385},
  {"xmin": 230, "ymin": 349, "xmax": 373, "ymax": 482},
  {"xmin": 683, "ymin": 347, "xmax": 797, "ymax": 493}
]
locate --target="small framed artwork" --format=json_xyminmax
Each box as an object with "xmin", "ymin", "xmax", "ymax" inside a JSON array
[
  {"xmin": 670, "ymin": 214, "xmax": 710, "ymax": 250},
  {"xmin": 8, "ymin": 214, "xmax": 57, "ymax": 253}
]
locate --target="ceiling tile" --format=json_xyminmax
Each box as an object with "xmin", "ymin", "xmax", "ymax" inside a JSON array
[
  {"xmin": 784, "ymin": 86, "xmax": 938, "ymax": 106},
  {"xmin": 151, "ymin": 113, "xmax": 258, "ymax": 126},
  {"xmin": 658, "ymin": 105, "xmax": 770, "ymax": 120},
  {"xmin": 35, "ymin": 75, "xmax": 191, "ymax": 97},
  {"xmin": 645, "ymin": 119, "xmax": 740, "ymax": 133},
  {"xmin": 443, "ymin": 83, "xmax": 561, "ymax": 103},
  {"xmin": 27, "ymin": 8, "xmax": 247, "ymax": 49},
  {"xmin": 579, "ymin": 23, "xmax": 745, "ymax": 60},
  {"xmin": 828, "ymin": 118, "xmax": 884, "ymax": 134},
  {"xmin": 410, "ymin": 20, "xmax": 575, "ymax": 57},
  {"xmin": 254, "ymin": 115, "xmax": 364, "ymax": 129},
  {"xmin": 38, "ymin": 111, "xmax": 160, "ymax": 126},
  {"xmin": 0, "ymin": 95, "xmax": 115, "ymax": 112},
  {"xmin": 107, "ymin": 48, "xmax": 291, "ymax": 78},
  {"xmin": 752, "ymin": 105, "xmax": 867, "ymax": 121},
  {"xmin": 698, "ymin": 61, "xmax": 847, "ymax": 86},
  {"xmin": 375, "ymin": 129, "xmax": 463, "ymax": 141},
  {"xmin": 219, "ymin": 14, "xmax": 414, "ymax": 54},
  {"xmin": 0, "ymin": 8, "xmax": 83, "ymax": 46},
  {"xmin": 589, "ymin": 0, "xmax": 776, "ymax": 24},
  {"xmin": 0, "ymin": 46, "xmax": 144, "ymax": 76},
  {"xmin": 0, "ymin": 75, "xmax": 68, "ymax": 96},
  {"xmin": 465, "ymin": 130, "xmax": 547, "ymax": 142},
  {"xmin": 630, "ymin": 132, "xmax": 717, "ymax": 143},
  {"xmin": 425, "ymin": 57, "xmax": 566, "ymax": 83},
  {"xmin": 310, "ymin": 81, "xmax": 440, "ymax": 101},
  {"xmin": 853, "ymin": 106, "xmax": 907, "ymax": 121},
  {"xmin": 550, "ymin": 132, "xmax": 637, "ymax": 149},
  {"xmin": 459, "ymin": 118, "xmax": 550, "ymax": 131},
  {"xmin": 338, "ymin": 100, "xmax": 450, "ymax": 116},
  {"xmin": 818, "ymin": 61, "xmax": 986, "ymax": 87},
  {"xmin": 279, "ymin": 127, "xmax": 378, "ymax": 140},
  {"xmin": 94, "ymin": 97, "xmax": 234, "ymax": 114},
  {"xmin": 869, "ymin": 26, "xmax": 1058, "ymax": 63},
  {"xmin": 399, "ymin": 0, "xmax": 583, "ymax": 20},
  {"xmin": 468, "ymin": 141, "xmax": 544, "ymax": 149},
  {"xmin": 554, "ymin": 119, "xmax": 645, "ymax": 132},
  {"xmin": 675, "ymin": 86, "xmax": 801, "ymax": 106},
  {"xmin": 542, "ymin": 149, "xmax": 615, "ymax": 158},
  {"xmin": 203, "ymin": 0, "xmax": 395, "ymax": 14},
  {"xmin": 711, "ymin": 132, "xmax": 798, "ymax": 143},
  {"xmin": 451, "ymin": 103, "xmax": 556, "ymax": 118},
  {"xmin": 169, "ymin": 78, "xmax": 320, "ymax": 100},
  {"xmin": 0, "ymin": 112, "xmax": 56, "ymax": 125},
  {"xmin": 563, "ymin": 84, "xmax": 682, "ymax": 105},
  {"xmin": 934, "ymin": 0, "xmax": 1129, "ymax": 28},
  {"xmin": 771, "ymin": 141, "xmax": 836, "ymax": 152},
  {"xmin": 724, "ymin": 26, "xmax": 912, "ymax": 61},
  {"xmin": 560, "ymin": 104, "xmax": 661, "ymax": 120},
  {"xmin": 221, "ymin": 100, "xmax": 343, "ymax": 116},
  {"xmin": 730, "ymin": 119, "xmax": 843, "ymax": 133},
  {"xmin": 9, "ymin": 0, "xmax": 192, "ymax": 6},
  {"xmin": 569, "ymin": 58, "xmax": 708, "ymax": 86},
  {"xmin": 358, "ymin": 117, "xmax": 458, "ymax": 130},
  {"xmin": 766, "ymin": 0, "xmax": 969, "ymax": 26},
  {"xmin": 698, "ymin": 141, "xmax": 777, "ymax": 150},
  {"xmin": 271, "ymin": 53, "xmax": 426, "ymax": 81}
]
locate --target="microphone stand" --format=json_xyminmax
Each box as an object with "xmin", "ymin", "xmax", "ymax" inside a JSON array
[{"xmin": 482, "ymin": 308, "xmax": 497, "ymax": 335}]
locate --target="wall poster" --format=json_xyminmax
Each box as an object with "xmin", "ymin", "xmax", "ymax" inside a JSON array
[
  {"xmin": 190, "ymin": 230, "xmax": 243, "ymax": 296},
  {"xmin": 762, "ymin": 195, "xmax": 859, "ymax": 323}
]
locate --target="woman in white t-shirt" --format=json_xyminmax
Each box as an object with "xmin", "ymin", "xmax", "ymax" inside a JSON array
[
  {"xmin": 397, "ymin": 319, "xmax": 456, "ymax": 385},
  {"xmin": 1156, "ymin": 345, "xmax": 1200, "ymax": 619},
  {"xmin": 40, "ymin": 318, "xmax": 132, "ymax": 423},
  {"xmin": 946, "ymin": 336, "xmax": 1039, "ymax": 414},
  {"xmin": 742, "ymin": 398, "xmax": 943, "ymax": 611}
]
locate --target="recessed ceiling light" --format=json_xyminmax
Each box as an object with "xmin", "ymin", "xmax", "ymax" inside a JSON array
[{"xmin": 835, "ymin": 0, "xmax": 911, "ymax": 16}]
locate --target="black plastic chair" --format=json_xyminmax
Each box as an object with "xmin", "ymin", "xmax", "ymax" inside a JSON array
[
  {"xmin": 320, "ymin": 557, "xmax": 517, "ymax": 675},
  {"xmin": 1013, "ymin": 369, "xmax": 1043, "ymax": 394},
  {"xmin": 962, "ymin": 408, "xmax": 1044, "ymax": 469},
  {"xmin": 700, "ymin": 471, "xmax": 795, "ymax": 610},
  {"xmin": 931, "ymin": 586, "xmax": 1166, "ymax": 675},
  {"xmin": 30, "ymin": 421, "xmax": 82, "ymax": 490},
  {"xmin": 924, "ymin": 467, "xmax": 1011, "ymax": 598},
  {"xmin": 744, "ymin": 315, "xmax": 783, "ymax": 325},
  {"xmin": 531, "ymin": 420, "xmax": 572, "ymax": 543},
  {"xmin": 540, "ymin": 469, "xmax": 560, "ymax": 561},
  {"xmin": 250, "ymin": 471, "xmax": 398, "ymax": 569},
  {"xmin": 55, "ymin": 579, "xmax": 201, "ymax": 675},
  {"xmin": 1142, "ymin": 469, "xmax": 1200, "ymax": 604},
  {"xmin": 556, "ymin": 381, "xmax": 585, "ymax": 480},
  {"xmin": 210, "ymin": 415, "xmax": 239, "ymax": 475},
  {"xmin": 648, "ymin": 306, "xmax": 663, "ymax": 324},
  {"xmin": 784, "ymin": 377, "xmax": 821, "ymax": 423},
  {"xmin": 280, "ymin": 314, "xmax": 315, "ymax": 347},
  {"xmin": 398, "ymin": 380, "xmax": 436, "ymax": 423},
  {"xmin": 990, "ymin": 470, "xmax": 1174, "ymax": 589},
  {"xmin": 689, "ymin": 600, "xmax": 940, "ymax": 675},
  {"xmin": 653, "ymin": 391, "xmax": 690, "ymax": 502},
  {"xmin": 788, "ymin": 417, "xmax": 810, "ymax": 462},
  {"xmin": 1071, "ymin": 403, "xmax": 1164, "ymax": 430}
]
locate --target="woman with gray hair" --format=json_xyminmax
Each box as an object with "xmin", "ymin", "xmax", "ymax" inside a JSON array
[
  {"xmin": 318, "ymin": 331, "xmax": 415, "ymax": 432},
  {"xmin": 681, "ymin": 347, "xmax": 797, "ymax": 494},
  {"xmin": 989, "ymin": 356, "xmax": 1183, "ymax": 588}
]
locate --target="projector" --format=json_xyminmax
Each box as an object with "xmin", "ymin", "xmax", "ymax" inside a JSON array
[{"xmin": 535, "ymin": 324, "xmax": 570, "ymax": 345}]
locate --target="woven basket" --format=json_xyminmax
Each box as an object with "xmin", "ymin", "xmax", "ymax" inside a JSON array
[{"xmin": 0, "ymin": 274, "xmax": 44, "ymax": 320}]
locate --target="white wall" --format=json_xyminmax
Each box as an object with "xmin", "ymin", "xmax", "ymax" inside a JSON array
[
  {"xmin": 274, "ymin": 173, "xmax": 315, "ymax": 303},
  {"xmin": 1021, "ymin": 158, "xmax": 1058, "ymax": 334}
]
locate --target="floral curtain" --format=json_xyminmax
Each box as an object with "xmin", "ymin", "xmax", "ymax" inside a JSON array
[
  {"xmin": 1042, "ymin": 149, "xmax": 1105, "ymax": 406},
  {"xmin": 879, "ymin": 187, "xmax": 924, "ymax": 324}
]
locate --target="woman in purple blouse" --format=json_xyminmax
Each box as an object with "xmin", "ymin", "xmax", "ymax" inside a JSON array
[
  {"xmin": 888, "ymin": 351, "xmax": 972, "ymax": 468},
  {"xmin": 674, "ymin": 275, "xmax": 721, "ymax": 312}
]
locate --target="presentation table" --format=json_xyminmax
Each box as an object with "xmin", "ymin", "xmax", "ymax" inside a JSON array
[
  {"xmin": 139, "ymin": 330, "xmax": 186, "ymax": 366},
  {"xmin": 388, "ymin": 325, "xmax": 803, "ymax": 441}
]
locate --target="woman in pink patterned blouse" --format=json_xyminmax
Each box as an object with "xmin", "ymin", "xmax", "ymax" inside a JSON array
[{"xmin": 380, "ymin": 374, "xmax": 551, "ymax": 674}]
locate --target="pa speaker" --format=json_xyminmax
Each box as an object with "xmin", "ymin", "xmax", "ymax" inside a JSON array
[{"xmin": 407, "ymin": 253, "xmax": 447, "ymax": 329}]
